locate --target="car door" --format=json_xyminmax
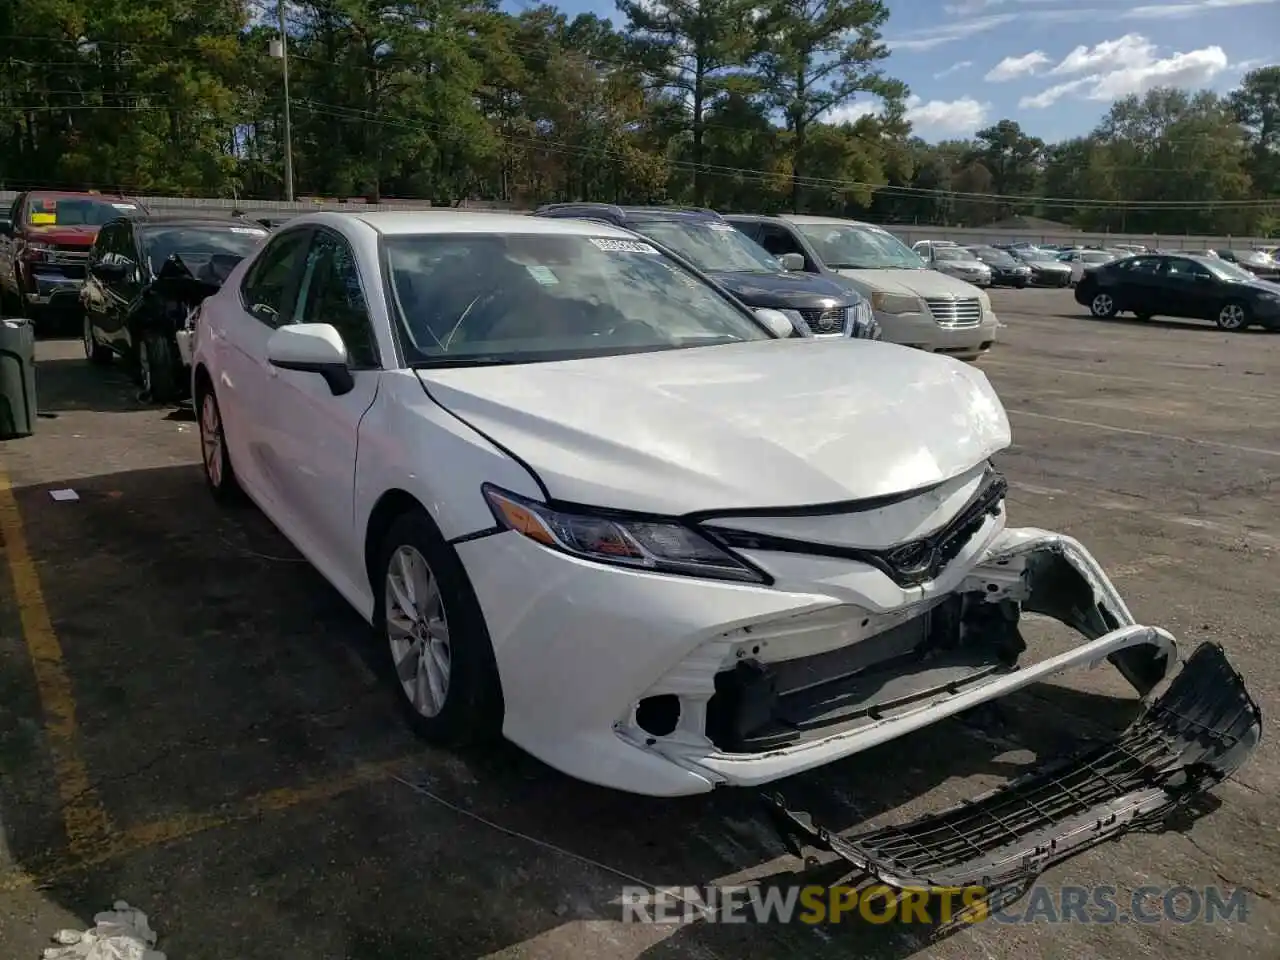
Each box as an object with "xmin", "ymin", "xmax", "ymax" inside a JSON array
[
  {"xmin": 1159, "ymin": 257, "xmax": 1217, "ymax": 319},
  {"xmin": 252, "ymin": 226, "xmax": 381, "ymax": 570},
  {"xmin": 82, "ymin": 223, "xmax": 115, "ymax": 339},
  {"xmin": 212, "ymin": 226, "xmax": 313, "ymax": 501},
  {"xmin": 106, "ymin": 222, "xmax": 146, "ymax": 352},
  {"xmin": 1107, "ymin": 256, "xmax": 1163, "ymax": 313}
]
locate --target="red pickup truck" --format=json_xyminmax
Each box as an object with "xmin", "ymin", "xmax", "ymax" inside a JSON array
[{"xmin": 0, "ymin": 190, "xmax": 148, "ymax": 325}]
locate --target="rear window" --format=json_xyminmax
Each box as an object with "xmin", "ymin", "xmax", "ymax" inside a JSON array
[
  {"xmin": 140, "ymin": 225, "xmax": 267, "ymax": 275},
  {"xmin": 26, "ymin": 196, "xmax": 139, "ymax": 226}
]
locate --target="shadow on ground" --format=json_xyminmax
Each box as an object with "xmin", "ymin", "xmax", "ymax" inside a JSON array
[{"xmin": 0, "ymin": 462, "xmax": 1219, "ymax": 958}]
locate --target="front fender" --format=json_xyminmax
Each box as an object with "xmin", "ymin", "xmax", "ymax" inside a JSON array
[{"xmin": 353, "ymin": 370, "xmax": 546, "ymax": 545}]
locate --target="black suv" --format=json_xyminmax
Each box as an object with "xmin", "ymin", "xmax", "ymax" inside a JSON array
[{"xmin": 531, "ymin": 204, "xmax": 879, "ymax": 339}]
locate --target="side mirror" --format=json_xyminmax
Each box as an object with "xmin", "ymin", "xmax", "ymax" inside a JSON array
[
  {"xmin": 754, "ymin": 307, "xmax": 801, "ymax": 339},
  {"xmin": 92, "ymin": 262, "xmax": 127, "ymax": 282},
  {"xmin": 778, "ymin": 252, "xmax": 805, "ymax": 272},
  {"xmin": 266, "ymin": 323, "xmax": 355, "ymax": 395}
]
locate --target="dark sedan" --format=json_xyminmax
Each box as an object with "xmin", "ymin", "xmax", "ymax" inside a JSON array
[
  {"xmin": 961, "ymin": 245, "xmax": 1032, "ymax": 287},
  {"xmin": 1075, "ymin": 253, "xmax": 1280, "ymax": 331}
]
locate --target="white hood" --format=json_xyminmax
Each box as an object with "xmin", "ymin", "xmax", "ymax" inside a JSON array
[
  {"xmin": 418, "ymin": 338, "xmax": 1011, "ymax": 516},
  {"xmin": 832, "ymin": 268, "xmax": 986, "ymax": 298}
]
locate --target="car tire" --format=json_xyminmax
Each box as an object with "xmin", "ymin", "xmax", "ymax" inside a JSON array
[
  {"xmin": 82, "ymin": 314, "xmax": 112, "ymax": 365},
  {"xmin": 1089, "ymin": 292, "xmax": 1118, "ymax": 319},
  {"xmin": 196, "ymin": 383, "xmax": 244, "ymax": 503},
  {"xmin": 140, "ymin": 331, "xmax": 178, "ymax": 403},
  {"xmin": 1215, "ymin": 300, "xmax": 1250, "ymax": 332},
  {"xmin": 374, "ymin": 509, "xmax": 504, "ymax": 747},
  {"xmin": 1015, "ymin": 280, "xmax": 1027, "ymax": 289}
]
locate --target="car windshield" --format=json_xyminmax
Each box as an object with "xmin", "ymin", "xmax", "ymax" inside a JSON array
[
  {"xmin": 1082, "ymin": 252, "xmax": 1114, "ymax": 263},
  {"xmin": 968, "ymin": 246, "xmax": 1015, "ymax": 265},
  {"xmin": 1019, "ymin": 249, "xmax": 1060, "ymax": 262},
  {"xmin": 795, "ymin": 222, "xmax": 924, "ymax": 269},
  {"xmin": 384, "ymin": 233, "xmax": 772, "ymax": 365},
  {"xmin": 26, "ymin": 195, "xmax": 139, "ymax": 226},
  {"xmin": 633, "ymin": 220, "xmax": 783, "ymax": 273},
  {"xmin": 933, "ymin": 248, "xmax": 970, "ymax": 261},
  {"xmin": 141, "ymin": 225, "xmax": 268, "ymax": 276}
]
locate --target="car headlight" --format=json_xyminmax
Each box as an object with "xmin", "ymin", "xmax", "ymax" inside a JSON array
[
  {"xmin": 977, "ymin": 289, "xmax": 992, "ymax": 312},
  {"xmin": 777, "ymin": 308, "xmax": 811, "ymax": 336},
  {"xmin": 21, "ymin": 241, "xmax": 55, "ymax": 263},
  {"xmin": 482, "ymin": 485, "xmax": 766, "ymax": 583},
  {"xmin": 847, "ymin": 303, "xmax": 881, "ymax": 339},
  {"xmin": 870, "ymin": 291, "xmax": 922, "ymax": 314}
]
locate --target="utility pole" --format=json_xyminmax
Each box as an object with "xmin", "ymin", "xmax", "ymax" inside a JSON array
[{"xmin": 270, "ymin": 4, "xmax": 295, "ymax": 202}]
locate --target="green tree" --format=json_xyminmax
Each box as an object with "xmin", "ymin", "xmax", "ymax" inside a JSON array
[
  {"xmin": 1229, "ymin": 65, "xmax": 1280, "ymax": 200},
  {"xmin": 752, "ymin": 0, "xmax": 903, "ymax": 212}
]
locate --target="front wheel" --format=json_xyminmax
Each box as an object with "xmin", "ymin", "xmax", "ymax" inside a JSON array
[
  {"xmin": 1090, "ymin": 292, "xmax": 1118, "ymax": 318},
  {"xmin": 82, "ymin": 314, "xmax": 112, "ymax": 365},
  {"xmin": 140, "ymin": 332, "xmax": 179, "ymax": 403},
  {"xmin": 375, "ymin": 510, "xmax": 504, "ymax": 746},
  {"xmin": 1215, "ymin": 301, "xmax": 1250, "ymax": 332}
]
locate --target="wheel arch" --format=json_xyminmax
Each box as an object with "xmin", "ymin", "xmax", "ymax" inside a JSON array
[{"xmin": 364, "ymin": 488, "xmax": 432, "ymax": 593}]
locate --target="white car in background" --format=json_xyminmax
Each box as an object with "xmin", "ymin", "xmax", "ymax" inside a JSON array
[
  {"xmin": 1057, "ymin": 249, "xmax": 1117, "ymax": 285},
  {"xmin": 186, "ymin": 211, "xmax": 1257, "ymax": 888}
]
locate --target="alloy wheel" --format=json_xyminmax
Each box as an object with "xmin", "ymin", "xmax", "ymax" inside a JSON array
[
  {"xmin": 1218, "ymin": 303, "xmax": 1246, "ymax": 330},
  {"xmin": 200, "ymin": 393, "xmax": 224, "ymax": 489},
  {"xmin": 82, "ymin": 315, "xmax": 94, "ymax": 360},
  {"xmin": 1091, "ymin": 293, "xmax": 1114, "ymax": 317},
  {"xmin": 385, "ymin": 544, "xmax": 452, "ymax": 719}
]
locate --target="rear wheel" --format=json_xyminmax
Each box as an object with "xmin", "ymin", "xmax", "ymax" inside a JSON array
[
  {"xmin": 1090, "ymin": 292, "xmax": 1118, "ymax": 319},
  {"xmin": 197, "ymin": 384, "xmax": 243, "ymax": 502}
]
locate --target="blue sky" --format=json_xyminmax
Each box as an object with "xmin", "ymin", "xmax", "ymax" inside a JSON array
[{"xmin": 502, "ymin": 0, "xmax": 1278, "ymax": 142}]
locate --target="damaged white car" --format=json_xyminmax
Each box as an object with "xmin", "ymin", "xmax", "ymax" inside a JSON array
[{"xmin": 190, "ymin": 212, "xmax": 1259, "ymax": 889}]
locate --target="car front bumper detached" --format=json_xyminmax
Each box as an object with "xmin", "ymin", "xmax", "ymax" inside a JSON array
[{"xmin": 764, "ymin": 639, "xmax": 1260, "ymax": 892}]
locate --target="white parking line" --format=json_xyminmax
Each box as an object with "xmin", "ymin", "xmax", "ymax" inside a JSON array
[{"xmin": 1005, "ymin": 408, "xmax": 1280, "ymax": 458}]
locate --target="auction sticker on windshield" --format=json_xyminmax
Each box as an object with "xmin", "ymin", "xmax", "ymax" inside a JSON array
[
  {"xmin": 590, "ymin": 238, "xmax": 659, "ymax": 254},
  {"xmin": 708, "ymin": 223, "xmax": 735, "ymax": 231}
]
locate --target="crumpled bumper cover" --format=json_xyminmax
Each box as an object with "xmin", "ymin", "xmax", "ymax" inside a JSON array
[{"xmin": 764, "ymin": 641, "xmax": 1261, "ymax": 890}]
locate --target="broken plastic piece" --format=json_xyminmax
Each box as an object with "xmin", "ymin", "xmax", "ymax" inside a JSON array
[
  {"xmin": 763, "ymin": 642, "xmax": 1261, "ymax": 891},
  {"xmin": 48, "ymin": 489, "xmax": 79, "ymax": 502},
  {"xmin": 42, "ymin": 902, "xmax": 165, "ymax": 960}
]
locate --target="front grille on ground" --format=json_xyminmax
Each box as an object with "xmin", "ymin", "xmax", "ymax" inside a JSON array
[
  {"xmin": 797, "ymin": 306, "xmax": 846, "ymax": 335},
  {"xmin": 764, "ymin": 641, "xmax": 1261, "ymax": 892},
  {"xmin": 925, "ymin": 297, "xmax": 982, "ymax": 328}
]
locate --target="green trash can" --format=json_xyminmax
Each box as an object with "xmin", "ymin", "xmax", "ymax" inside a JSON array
[{"xmin": 0, "ymin": 317, "xmax": 37, "ymax": 439}]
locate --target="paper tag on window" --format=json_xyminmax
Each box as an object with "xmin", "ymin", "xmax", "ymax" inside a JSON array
[
  {"xmin": 230, "ymin": 227, "xmax": 267, "ymax": 236},
  {"xmin": 589, "ymin": 238, "xmax": 658, "ymax": 254},
  {"xmin": 708, "ymin": 223, "xmax": 735, "ymax": 231},
  {"xmin": 526, "ymin": 265, "xmax": 558, "ymax": 285},
  {"xmin": 112, "ymin": 203, "xmax": 138, "ymax": 210}
]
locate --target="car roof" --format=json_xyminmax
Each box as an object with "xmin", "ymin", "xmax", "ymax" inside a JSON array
[
  {"xmin": 331, "ymin": 210, "xmax": 638, "ymax": 238},
  {"xmin": 133, "ymin": 215, "xmax": 263, "ymax": 230},
  {"xmin": 534, "ymin": 203, "xmax": 722, "ymax": 225},
  {"xmin": 25, "ymin": 190, "xmax": 139, "ymax": 201}
]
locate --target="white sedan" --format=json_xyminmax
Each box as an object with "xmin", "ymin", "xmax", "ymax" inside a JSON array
[{"xmin": 188, "ymin": 212, "xmax": 1255, "ymax": 845}]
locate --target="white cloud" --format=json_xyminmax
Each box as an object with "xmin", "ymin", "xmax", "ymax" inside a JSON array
[
  {"xmin": 1020, "ymin": 35, "xmax": 1231, "ymax": 108},
  {"xmin": 885, "ymin": 14, "xmax": 1016, "ymax": 52},
  {"xmin": 904, "ymin": 94, "xmax": 990, "ymax": 135},
  {"xmin": 1049, "ymin": 34, "xmax": 1156, "ymax": 75},
  {"xmin": 825, "ymin": 100, "xmax": 883, "ymax": 124},
  {"xmin": 1125, "ymin": 0, "xmax": 1280, "ymax": 18},
  {"xmin": 985, "ymin": 51, "xmax": 1051, "ymax": 82},
  {"xmin": 934, "ymin": 60, "xmax": 974, "ymax": 79}
]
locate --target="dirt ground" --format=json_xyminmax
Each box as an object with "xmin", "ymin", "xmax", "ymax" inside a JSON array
[{"xmin": 0, "ymin": 289, "xmax": 1277, "ymax": 959}]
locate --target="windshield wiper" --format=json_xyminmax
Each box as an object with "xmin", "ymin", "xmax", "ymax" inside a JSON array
[{"xmin": 826, "ymin": 262, "xmax": 876, "ymax": 269}]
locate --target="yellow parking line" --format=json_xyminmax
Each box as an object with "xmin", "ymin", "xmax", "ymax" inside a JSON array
[
  {"xmin": 0, "ymin": 470, "xmax": 111, "ymax": 854},
  {"xmin": 0, "ymin": 757, "xmax": 412, "ymax": 892}
]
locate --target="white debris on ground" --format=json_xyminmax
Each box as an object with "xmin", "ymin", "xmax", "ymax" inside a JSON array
[{"xmin": 41, "ymin": 901, "xmax": 166, "ymax": 960}]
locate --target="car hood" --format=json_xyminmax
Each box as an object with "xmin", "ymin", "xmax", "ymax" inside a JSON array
[
  {"xmin": 417, "ymin": 338, "xmax": 1011, "ymax": 515},
  {"xmin": 24, "ymin": 224, "xmax": 100, "ymax": 246},
  {"xmin": 708, "ymin": 270, "xmax": 861, "ymax": 309},
  {"xmin": 1026, "ymin": 260, "xmax": 1071, "ymax": 272},
  {"xmin": 829, "ymin": 268, "xmax": 987, "ymax": 299}
]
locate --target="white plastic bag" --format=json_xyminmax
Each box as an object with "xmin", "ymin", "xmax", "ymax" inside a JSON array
[{"xmin": 41, "ymin": 901, "xmax": 165, "ymax": 960}]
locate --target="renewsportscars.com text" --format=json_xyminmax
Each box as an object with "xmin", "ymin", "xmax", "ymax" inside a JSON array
[{"xmin": 620, "ymin": 884, "xmax": 1251, "ymax": 926}]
